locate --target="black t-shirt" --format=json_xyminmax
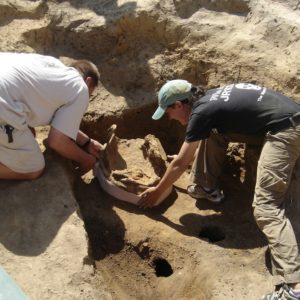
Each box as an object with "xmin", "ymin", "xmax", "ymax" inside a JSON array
[{"xmin": 186, "ymin": 83, "xmax": 300, "ymax": 142}]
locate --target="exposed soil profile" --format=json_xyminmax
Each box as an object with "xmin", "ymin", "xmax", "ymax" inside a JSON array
[
  {"xmin": 1, "ymin": 0, "xmax": 300, "ymax": 299},
  {"xmin": 100, "ymin": 125, "xmax": 168, "ymax": 194}
]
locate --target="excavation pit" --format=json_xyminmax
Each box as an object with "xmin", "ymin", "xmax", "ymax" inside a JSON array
[
  {"xmin": 92, "ymin": 242, "xmax": 199, "ymax": 299},
  {"xmin": 2, "ymin": 0, "xmax": 298, "ymax": 298},
  {"xmin": 152, "ymin": 258, "xmax": 173, "ymax": 277},
  {"xmin": 94, "ymin": 125, "xmax": 173, "ymax": 205}
]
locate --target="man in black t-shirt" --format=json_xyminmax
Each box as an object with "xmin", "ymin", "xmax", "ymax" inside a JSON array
[
  {"xmin": 186, "ymin": 82, "xmax": 300, "ymax": 139},
  {"xmin": 138, "ymin": 80, "xmax": 300, "ymax": 300}
]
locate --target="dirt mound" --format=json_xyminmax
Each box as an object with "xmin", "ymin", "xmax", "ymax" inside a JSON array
[
  {"xmin": 100, "ymin": 125, "xmax": 167, "ymax": 194},
  {"xmin": 1, "ymin": 0, "xmax": 300, "ymax": 299}
]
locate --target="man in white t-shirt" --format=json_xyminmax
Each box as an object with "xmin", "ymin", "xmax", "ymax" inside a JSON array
[{"xmin": 0, "ymin": 52, "xmax": 103, "ymax": 180}]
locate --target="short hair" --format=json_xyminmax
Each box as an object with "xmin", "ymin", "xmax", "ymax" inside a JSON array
[
  {"xmin": 71, "ymin": 60, "xmax": 100, "ymax": 87},
  {"xmin": 167, "ymin": 86, "xmax": 206, "ymax": 108},
  {"xmin": 190, "ymin": 85, "xmax": 206, "ymax": 104}
]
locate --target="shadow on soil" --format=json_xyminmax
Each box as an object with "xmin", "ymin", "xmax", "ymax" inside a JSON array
[
  {"xmin": 74, "ymin": 176, "xmax": 126, "ymax": 260},
  {"xmin": 74, "ymin": 164, "xmax": 267, "ymax": 262},
  {"xmin": 62, "ymin": 0, "xmax": 137, "ymax": 22},
  {"xmin": 104, "ymin": 173, "xmax": 266, "ymax": 250},
  {"xmin": 0, "ymin": 151, "xmax": 77, "ymax": 256}
]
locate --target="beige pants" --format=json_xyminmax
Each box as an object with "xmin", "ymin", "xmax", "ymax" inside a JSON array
[
  {"xmin": 0, "ymin": 124, "xmax": 44, "ymax": 173},
  {"xmin": 253, "ymin": 125, "xmax": 300, "ymax": 285},
  {"xmin": 191, "ymin": 128, "xmax": 300, "ymax": 286}
]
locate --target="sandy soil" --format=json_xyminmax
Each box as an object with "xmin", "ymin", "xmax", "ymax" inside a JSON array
[{"xmin": 0, "ymin": 0, "xmax": 300, "ymax": 299}]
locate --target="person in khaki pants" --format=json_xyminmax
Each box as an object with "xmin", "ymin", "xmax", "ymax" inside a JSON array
[{"xmin": 139, "ymin": 80, "xmax": 300, "ymax": 300}]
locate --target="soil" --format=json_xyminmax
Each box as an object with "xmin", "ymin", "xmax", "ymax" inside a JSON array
[
  {"xmin": 0, "ymin": 0, "xmax": 300, "ymax": 299},
  {"xmin": 100, "ymin": 126, "xmax": 168, "ymax": 194}
]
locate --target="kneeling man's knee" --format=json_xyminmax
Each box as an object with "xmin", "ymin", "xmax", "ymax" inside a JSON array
[
  {"xmin": 25, "ymin": 168, "xmax": 45, "ymax": 180},
  {"xmin": 22, "ymin": 156, "xmax": 45, "ymax": 180}
]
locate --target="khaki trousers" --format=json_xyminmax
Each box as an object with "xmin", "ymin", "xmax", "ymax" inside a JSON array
[
  {"xmin": 190, "ymin": 128, "xmax": 300, "ymax": 285},
  {"xmin": 253, "ymin": 125, "xmax": 300, "ymax": 285},
  {"xmin": 0, "ymin": 124, "xmax": 44, "ymax": 173}
]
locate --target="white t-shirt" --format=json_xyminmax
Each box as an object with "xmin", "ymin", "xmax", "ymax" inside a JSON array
[{"xmin": 0, "ymin": 52, "xmax": 89, "ymax": 140}]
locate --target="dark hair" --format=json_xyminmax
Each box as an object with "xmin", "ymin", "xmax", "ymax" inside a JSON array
[
  {"xmin": 71, "ymin": 60, "xmax": 100, "ymax": 87},
  {"xmin": 191, "ymin": 85, "xmax": 206, "ymax": 101},
  {"xmin": 167, "ymin": 85, "xmax": 206, "ymax": 108}
]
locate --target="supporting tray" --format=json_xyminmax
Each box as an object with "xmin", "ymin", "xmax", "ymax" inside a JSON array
[{"xmin": 94, "ymin": 162, "xmax": 172, "ymax": 206}]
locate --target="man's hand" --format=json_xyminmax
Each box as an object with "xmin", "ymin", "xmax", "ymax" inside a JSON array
[
  {"xmin": 48, "ymin": 127, "xmax": 100, "ymax": 175},
  {"xmin": 138, "ymin": 141, "xmax": 199, "ymax": 209},
  {"xmin": 138, "ymin": 186, "xmax": 162, "ymax": 208},
  {"xmin": 86, "ymin": 139, "xmax": 105, "ymax": 159}
]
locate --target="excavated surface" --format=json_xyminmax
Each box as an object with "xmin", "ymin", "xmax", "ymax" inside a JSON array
[
  {"xmin": 0, "ymin": 0, "xmax": 300, "ymax": 299},
  {"xmin": 100, "ymin": 128, "xmax": 167, "ymax": 194}
]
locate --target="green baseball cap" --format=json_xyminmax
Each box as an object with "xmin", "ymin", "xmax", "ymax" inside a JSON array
[{"xmin": 152, "ymin": 79, "xmax": 192, "ymax": 120}]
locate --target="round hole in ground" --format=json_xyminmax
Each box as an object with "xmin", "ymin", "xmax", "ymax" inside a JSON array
[
  {"xmin": 152, "ymin": 258, "xmax": 173, "ymax": 277},
  {"xmin": 198, "ymin": 225, "xmax": 225, "ymax": 243}
]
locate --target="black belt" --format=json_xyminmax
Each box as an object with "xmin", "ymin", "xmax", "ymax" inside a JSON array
[{"xmin": 267, "ymin": 111, "xmax": 300, "ymax": 133}]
